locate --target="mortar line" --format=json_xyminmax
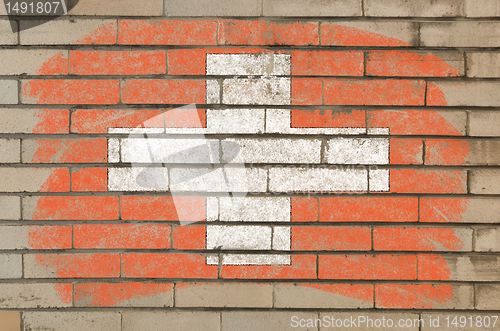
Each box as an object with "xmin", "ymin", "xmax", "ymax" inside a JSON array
[{"xmin": 173, "ymin": 282, "xmax": 176, "ymax": 307}]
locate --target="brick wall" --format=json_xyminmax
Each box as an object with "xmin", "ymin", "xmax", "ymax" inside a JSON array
[{"xmin": 1, "ymin": 0, "xmax": 500, "ymax": 330}]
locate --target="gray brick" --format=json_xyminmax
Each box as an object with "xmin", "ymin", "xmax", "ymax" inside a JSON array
[
  {"xmin": 222, "ymin": 78, "xmax": 290, "ymax": 105},
  {"xmin": 166, "ymin": 0, "xmax": 261, "ymax": 16},
  {"xmin": 423, "ymin": 255, "xmax": 500, "ymax": 281},
  {"xmin": 421, "ymin": 22, "xmax": 500, "ymax": 47},
  {"xmin": 429, "ymin": 81, "xmax": 500, "ymax": 107},
  {"xmin": 470, "ymin": 111, "xmax": 500, "ymax": 137},
  {"xmin": 471, "ymin": 170, "xmax": 500, "ymax": 194},
  {"xmin": 122, "ymin": 311, "xmax": 220, "ymax": 331},
  {"xmin": 0, "ymin": 196, "xmax": 21, "ymax": 220},
  {"xmin": 0, "ymin": 139, "xmax": 20, "ymax": 163},
  {"xmin": 476, "ymin": 285, "xmax": 500, "ymax": 310},
  {"xmin": 22, "ymin": 197, "xmax": 45, "ymax": 220},
  {"xmin": 0, "ymin": 254, "xmax": 22, "ymax": 279},
  {"xmin": 437, "ymin": 111, "xmax": 467, "ymax": 136},
  {"xmin": 467, "ymin": 52, "xmax": 500, "ymax": 78},
  {"xmin": 0, "ymin": 168, "xmax": 63, "ymax": 192},
  {"xmin": 175, "ymin": 283, "xmax": 273, "ymax": 308},
  {"xmin": 75, "ymin": 282, "xmax": 173, "ymax": 307},
  {"xmin": 0, "ymin": 80, "xmax": 18, "ymax": 105},
  {"xmin": 0, "ymin": 50, "xmax": 69, "ymax": 76},
  {"xmin": 24, "ymin": 254, "xmax": 116, "ymax": 278},
  {"xmin": 365, "ymin": 0, "xmax": 463, "ymax": 17},
  {"xmin": 20, "ymin": 19, "xmax": 116, "ymax": 45},
  {"xmin": 465, "ymin": 0, "xmax": 500, "ymax": 17},
  {"xmin": 375, "ymin": 285, "xmax": 473, "ymax": 309},
  {"xmin": 269, "ymin": 167, "xmax": 368, "ymax": 193},
  {"xmin": 422, "ymin": 313, "xmax": 500, "ymax": 330},
  {"xmin": 0, "ymin": 20, "xmax": 17, "ymax": 45},
  {"xmin": 423, "ymin": 198, "xmax": 500, "ymax": 223},
  {"xmin": 223, "ymin": 311, "xmax": 319, "ymax": 331},
  {"xmin": 0, "ymin": 226, "xmax": 61, "ymax": 250},
  {"xmin": 0, "ymin": 226, "xmax": 29, "ymax": 249},
  {"xmin": 426, "ymin": 140, "xmax": 500, "ymax": 166},
  {"xmin": 23, "ymin": 312, "xmax": 121, "ymax": 331},
  {"xmin": 263, "ymin": 0, "xmax": 361, "ymax": 16},
  {"xmin": 275, "ymin": 284, "xmax": 373, "ymax": 309},
  {"xmin": 69, "ymin": 0, "xmax": 163, "ymax": 16},
  {"xmin": 475, "ymin": 228, "xmax": 500, "ymax": 252},
  {"xmin": 0, "ymin": 284, "xmax": 72, "ymax": 308},
  {"xmin": 0, "ymin": 109, "xmax": 67, "ymax": 134},
  {"xmin": 319, "ymin": 312, "xmax": 420, "ymax": 330},
  {"xmin": 469, "ymin": 140, "xmax": 498, "ymax": 166},
  {"xmin": 367, "ymin": 51, "xmax": 465, "ymax": 77},
  {"xmin": 0, "ymin": 311, "xmax": 20, "ymax": 331}
]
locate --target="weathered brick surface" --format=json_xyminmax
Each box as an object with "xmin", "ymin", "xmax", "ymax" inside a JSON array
[
  {"xmin": 69, "ymin": 0, "xmax": 163, "ymax": 16},
  {"xmin": 419, "ymin": 255, "xmax": 500, "ymax": 281},
  {"xmin": 22, "ymin": 139, "xmax": 107, "ymax": 163},
  {"xmin": 476, "ymin": 285, "xmax": 500, "ymax": 310},
  {"xmin": 0, "ymin": 50, "xmax": 68, "ymax": 75},
  {"xmin": 470, "ymin": 111, "xmax": 500, "ymax": 136},
  {"xmin": 122, "ymin": 311, "xmax": 220, "ymax": 331},
  {"xmin": 24, "ymin": 253, "xmax": 121, "ymax": 278},
  {"xmin": 425, "ymin": 139, "xmax": 500, "ymax": 165},
  {"xmin": 0, "ymin": 20, "xmax": 17, "ymax": 45},
  {"xmin": 321, "ymin": 21, "xmax": 418, "ymax": 46},
  {"xmin": 20, "ymin": 20, "xmax": 117, "ymax": 45},
  {"xmin": 264, "ymin": 0, "xmax": 362, "ymax": 16},
  {"xmin": 22, "ymin": 79, "xmax": 120, "ymax": 105},
  {"xmin": 69, "ymin": 51, "xmax": 166, "ymax": 75},
  {"xmin": 421, "ymin": 313, "xmax": 500, "ymax": 330},
  {"xmin": 2, "ymin": 4, "xmax": 500, "ymax": 328},
  {"xmin": 274, "ymin": 284, "xmax": 373, "ymax": 308},
  {"xmin": 0, "ymin": 80, "xmax": 18, "ymax": 104},
  {"xmin": 0, "ymin": 109, "xmax": 69, "ymax": 134},
  {"xmin": 118, "ymin": 20, "xmax": 217, "ymax": 45},
  {"xmin": 0, "ymin": 168, "xmax": 69, "ymax": 192},
  {"xmin": 23, "ymin": 312, "xmax": 121, "ymax": 331},
  {"xmin": 421, "ymin": 22, "xmax": 500, "ymax": 47},
  {"xmin": 428, "ymin": 81, "xmax": 500, "ymax": 107},
  {"xmin": 475, "ymin": 228, "xmax": 500, "ymax": 252},
  {"xmin": 465, "ymin": 0, "xmax": 500, "ymax": 17},
  {"xmin": 320, "ymin": 255, "xmax": 417, "ymax": 280},
  {"xmin": 223, "ymin": 311, "xmax": 318, "ymax": 331},
  {"xmin": 167, "ymin": 0, "xmax": 262, "ymax": 16},
  {"xmin": 0, "ymin": 139, "xmax": 20, "ymax": 163},
  {"xmin": 375, "ymin": 284, "xmax": 473, "ymax": 309},
  {"xmin": 23, "ymin": 196, "xmax": 119, "ymax": 220},
  {"xmin": 74, "ymin": 282, "xmax": 174, "ymax": 307},
  {"xmin": 0, "ymin": 284, "xmax": 72, "ymax": 308},
  {"xmin": 366, "ymin": 51, "xmax": 464, "ymax": 77},
  {"xmin": 470, "ymin": 170, "xmax": 500, "ymax": 194},
  {"xmin": 467, "ymin": 52, "xmax": 500, "ymax": 77},
  {"xmin": 365, "ymin": 0, "xmax": 463, "ymax": 17},
  {"xmin": 0, "ymin": 311, "xmax": 20, "ymax": 331},
  {"xmin": 0, "ymin": 226, "xmax": 71, "ymax": 250},
  {"xmin": 319, "ymin": 312, "xmax": 421, "ymax": 330},
  {"xmin": 175, "ymin": 283, "xmax": 273, "ymax": 307},
  {"xmin": 374, "ymin": 227, "xmax": 472, "ymax": 251},
  {"xmin": 0, "ymin": 254, "xmax": 22, "ymax": 278}
]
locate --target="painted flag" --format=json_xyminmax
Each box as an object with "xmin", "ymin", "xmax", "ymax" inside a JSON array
[{"xmin": 15, "ymin": 20, "xmax": 474, "ymax": 310}]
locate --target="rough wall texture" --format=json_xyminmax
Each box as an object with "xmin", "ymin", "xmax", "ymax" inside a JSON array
[{"xmin": 1, "ymin": 0, "xmax": 500, "ymax": 330}]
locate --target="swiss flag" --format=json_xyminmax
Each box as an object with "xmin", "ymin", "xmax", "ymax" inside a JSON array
[{"xmin": 21, "ymin": 20, "xmax": 469, "ymax": 309}]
